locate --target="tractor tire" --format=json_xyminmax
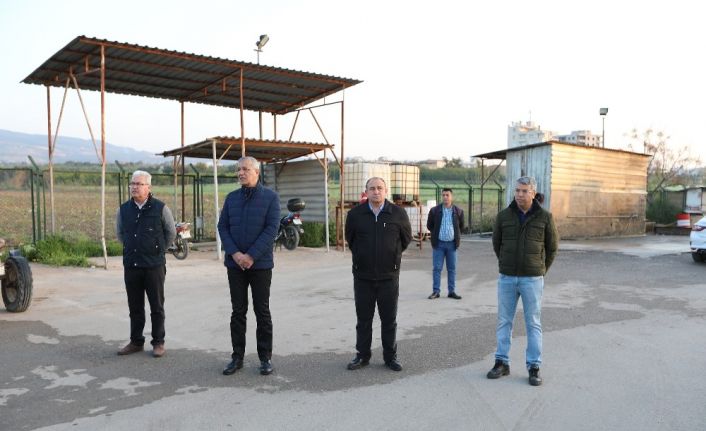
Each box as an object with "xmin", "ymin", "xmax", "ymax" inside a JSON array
[
  {"xmin": 2, "ymin": 256, "xmax": 33, "ymax": 312},
  {"xmin": 173, "ymin": 237, "xmax": 189, "ymax": 260},
  {"xmin": 283, "ymin": 226, "xmax": 300, "ymax": 251}
]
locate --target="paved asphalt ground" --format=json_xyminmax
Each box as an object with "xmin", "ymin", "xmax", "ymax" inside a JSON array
[{"xmin": 1, "ymin": 235, "xmax": 705, "ymax": 430}]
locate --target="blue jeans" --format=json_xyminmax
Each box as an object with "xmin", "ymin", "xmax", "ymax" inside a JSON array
[
  {"xmin": 494, "ymin": 274, "xmax": 543, "ymax": 369},
  {"xmin": 432, "ymin": 240, "xmax": 457, "ymax": 294}
]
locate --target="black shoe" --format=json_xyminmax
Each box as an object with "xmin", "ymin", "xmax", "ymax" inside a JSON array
[
  {"xmin": 347, "ymin": 355, "xmax": 370, "ymax": 370},
  {"xmin": 260, "ymin": 359, "xmax": 274, "ymax": 375},
  {"xmin": 428, "ymin": 292, "xmax": 440, "ymax": 299},
  {"xmin": 223, "ymin": 358, "xmax": 243, "ymax": 375},
  {"xmin": 448, "ymin": 292, "xmax": 462, "ymax": 300},
  {"xmin": 486, "ymin": 360, "xmax": 510, "ymax": 379},
  {"xmin": 385, "ymin": 359, "xmax": 403, "ymax": 372},
  {"xmin": 528, "ymin": 366, "xmax": 542, "ymax": 386}
]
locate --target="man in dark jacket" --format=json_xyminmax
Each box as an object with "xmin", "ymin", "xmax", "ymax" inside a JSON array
[
  {"xmin": 116, "ymin": 170, "xmax": 176, "ymax": 358},
  {"xmin": 345, "ymin": 177, "xmax": 412, "ymax": 372},
  {"xmin": 487, "ymin": 176, "xmax": 558, "ymax": 386},
  {"xmin": 218, "ymin": 156, "xmax": 280, "ymax": 376},
  {"xmin": 426, "ymin": 187, "xmax": 464, "ymax": 299}
]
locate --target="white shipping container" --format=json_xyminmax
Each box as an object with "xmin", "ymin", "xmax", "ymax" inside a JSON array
[{"xmin": 344, "ymin": 163, "xmax": 391, "ymax": 203}]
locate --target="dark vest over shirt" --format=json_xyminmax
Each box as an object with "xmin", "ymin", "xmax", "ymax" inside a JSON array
[{"xmin": 120, "ymin": 196, "xmax": 167, "ymax": 268}]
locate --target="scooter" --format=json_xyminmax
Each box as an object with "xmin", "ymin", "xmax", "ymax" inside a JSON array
[
  {"xmin": 275, "ymin": 198, "xmax": 305, "ymax": 251},
  {"xmin": 170, "ymin": 222, "xmax": 191, "ymax": 260}
]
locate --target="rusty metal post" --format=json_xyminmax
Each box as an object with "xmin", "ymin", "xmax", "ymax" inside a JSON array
[
  {"xmin": 100, "ymin": 44, "xmax": 108, "ymax": 268},
  {"xmin": 45, "ymin": 85, "xmax": 54, "ymax": 234},
  {"xmin": 273, "ymin": 114, "xmax": 277, "ymax": 140},
  {"xmin": 44, "ymin": 78, "xmax": 69, "ymax": 235},
  {"xmin": 212, "ymin": 139, "xmax": 222, "ymax": 261},
  {"xmin": 239, "ymin": 68, "xmax": 245, "ymax": 157},
  {"xmin": 324, "ymin": 149, "xmax": 330, "ymax": 252},
  {"xmin": 259, "ymin": 111, "xmax": 263, "ymax": 140},
  {"xmin": 181, "ymin": 101, "xmax": 185, "ymax": 221},
  {"xmin": 339, "ymin": 99, "xmax": 345, "ymax": 251}
]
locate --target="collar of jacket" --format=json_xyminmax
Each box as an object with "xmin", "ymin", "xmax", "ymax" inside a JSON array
[
  {"xmin": 132, "ymin": 193, "xmax": 153, "ymax": 209},
  {"xmin": 366, "ymin": 199, "xmax": 392, "ymax": 214},
  {"xmin": 241, "ymin": 182, "xmax": 262, "ymax": 199},
  {"xmin": 509, "ymin": 199, "xmax": 540, "ymax": 215}
]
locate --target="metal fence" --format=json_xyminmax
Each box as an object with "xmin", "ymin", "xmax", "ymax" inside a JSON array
[
  {"xmin": 418, "ymin": 182, "xmax": 504, "ymax": 233},
  {"xmin": 1, "ymin": 165, "xmax": 506, "ymax": 244},
  {"xmin": 0, "ymin": 164, "xmax": 239, "ymax": 244}
]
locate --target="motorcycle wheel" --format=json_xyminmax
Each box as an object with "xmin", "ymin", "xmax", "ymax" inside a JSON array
[
  {"xmin": 2, "ymin": 256, "xmax": 33, "ymax": 312},
  {"xmin": 173, "ymin": 237, "xmax": 189, "ymax": 260},
  {"xmin": 283, "ymin": 226, "xmax": 300, "ymax": 251}
]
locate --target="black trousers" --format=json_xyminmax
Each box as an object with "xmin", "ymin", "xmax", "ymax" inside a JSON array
[
  {"xmin": 353, "ymin": 277, "xmax": 399, "ymax": 362},
  {"xmin": 124, "ymin": 265, "xmax": 166, "ymax": 346},
  {"xmin": 227, "ymin": 266, "xmax": 273, "ymax": 361}
]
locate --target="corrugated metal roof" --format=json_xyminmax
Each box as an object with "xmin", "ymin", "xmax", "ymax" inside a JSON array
[
  {"xmin": 474, "ymin": 140, "xmax": 652, "ymax": 159},
  {"xmin": 159, "ymin": 136, "xmax": 333, "ymax": 163},
  {"xmin": 22, "ymin": 36, "xmax": 362, "ymax": 115}
]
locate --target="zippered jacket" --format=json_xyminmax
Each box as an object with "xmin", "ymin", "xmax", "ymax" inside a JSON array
[
  {"xmin": 427, "ymin": 204, "xmax": 464, "ymax": 249},
  {"xmin": 218, "ymin": 183, "xmax": 280, "ymax": 270},
  {"xmin": 492, "ymin": 200, "xmax": 559, "ymax": 276},
  {"xmin": 345, "ymin": 200, "xmax": 412, "ymax": 280}
]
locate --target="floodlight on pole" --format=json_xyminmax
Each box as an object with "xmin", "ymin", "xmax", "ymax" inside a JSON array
[
  {"xmin": 599, "ymin": 107, "xmax": 608, "ymax": 148},
  {"xmin": 254, "ymin": 34, "xmax": 269, "ymax": 140},
  {"xmin": 254, "ymin": 34, "xmax": 269, "ymax": 65}
]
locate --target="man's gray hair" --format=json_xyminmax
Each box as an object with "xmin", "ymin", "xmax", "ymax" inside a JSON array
[
  {"xmin": 365, "ymin": 176, "xmax": 387, "ymax": 189},
  {"xmin": 516, "ymin": 176, "xmax": 537, "ymax": 192},
  {"xmin": 132, "ymin": 170, "xmax": 152, "ymax": 185},
  {"xmin": 237, "ymin": 156, "xmax": 260, "ymax": 171}
]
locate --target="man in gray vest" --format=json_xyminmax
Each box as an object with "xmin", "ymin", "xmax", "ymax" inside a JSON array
[{"xmin": 116, "ymin": 170, "xmax": 175, "ymax": 358}]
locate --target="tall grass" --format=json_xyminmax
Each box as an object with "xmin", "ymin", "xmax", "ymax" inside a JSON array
[{"xmin": 23, "ymin": 235, "xmax": 122, "ymax": 267}]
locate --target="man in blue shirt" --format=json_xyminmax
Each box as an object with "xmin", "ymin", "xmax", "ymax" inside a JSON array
[{"xmin": 426, "ymin": 188, "xmax": 464, "ymax": 300}]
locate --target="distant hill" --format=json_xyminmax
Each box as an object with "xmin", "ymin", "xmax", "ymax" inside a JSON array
[{"xmin": 0, "ymin": 129, "xmax": 163, "ymax": 165}]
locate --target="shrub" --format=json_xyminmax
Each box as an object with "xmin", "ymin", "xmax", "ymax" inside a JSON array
[
  {"xmin": 646, "ymin": 196, "xmax": 681, "ymax": 224},
  {"xmin": 299, "ymin": 221, "xmax": 337, "ymax": 248},
  {"xmin": 29, "ymin": 235, "xmax": 122, "ymax": 267}
]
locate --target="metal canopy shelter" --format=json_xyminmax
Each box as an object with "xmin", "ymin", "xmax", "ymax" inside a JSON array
[
  {"xmin": 22, "ymin": 36, "xmax": 362, "ymax": 114},
  {"xmin": 22, "ymin": 35, "xmax": 362, "ymax": 266},
  {"xmin": 161, "ymin": 136, "xmax": 335, "ymax": 257},
  {"xmin": 160, "ymin": 137, "xmax": 333, "ymax": 162}
]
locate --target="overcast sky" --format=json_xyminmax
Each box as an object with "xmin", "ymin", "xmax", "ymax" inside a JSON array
[{"xmin": 1, "ymin": 0, "xmax": 704, "ymax": 163}]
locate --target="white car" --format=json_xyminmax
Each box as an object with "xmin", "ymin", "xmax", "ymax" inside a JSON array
[{"xmin": 690, "ymin": 216, "xmax": 706, "ymax": 263}]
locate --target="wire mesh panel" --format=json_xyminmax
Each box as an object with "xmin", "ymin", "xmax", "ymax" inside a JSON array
[
  {"xmin": 390, "ymin": 164, "xmax": 420, "ymax": 203},
  {"xmin": 343, "ymin": 163, "xmax": 391, "ymax": 203}
]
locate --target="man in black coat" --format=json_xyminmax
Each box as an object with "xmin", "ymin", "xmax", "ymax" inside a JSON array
[
  {"xmin": 345, "ymin": 177, "xmax": 412, "ymax": 372},
  {"xmin": 116, "ymin": 170, "xmax": 175, "ymax": 358}
]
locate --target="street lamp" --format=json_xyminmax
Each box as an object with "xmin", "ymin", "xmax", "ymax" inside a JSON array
[
  {"xmin": 254, "ymin": 34, "xmax": 269, "ymax": 140},
  {"xmin": 254, "ymin": 34, "xmax": 269, "ymax": 65},
  {"xmin": 599, "ymin": 107, "xmax": 608, "ymax": 148}
]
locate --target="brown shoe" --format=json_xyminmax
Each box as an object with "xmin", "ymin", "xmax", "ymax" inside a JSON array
[
  {"xmin": 152, "ymin": 344, "xmax": 165, "ymax": 358},
  {"xmin": 117, "ymin": 342, "xmax": 144, "ymax": 356}
]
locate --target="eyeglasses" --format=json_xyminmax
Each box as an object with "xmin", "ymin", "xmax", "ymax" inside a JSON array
[{"xmin": 129, "ymin": 182, "xmax": 149, "ymax": 187}]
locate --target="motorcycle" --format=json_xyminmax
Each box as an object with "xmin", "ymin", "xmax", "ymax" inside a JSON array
[
  {"xmin": 275, "ymin": 198, "xmax": 305, "ymax": 251},
  {"xmin": 169, "ymin": 222, "xmax": 191, "ymax": 260}
]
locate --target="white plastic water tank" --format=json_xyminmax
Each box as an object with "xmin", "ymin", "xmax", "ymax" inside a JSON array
[
  {"xmin": 390, "ymin": 164, "xmax": 420, "ymax": 202},
  {"xmin": 344, "ymin": 162, "xmax": 391, "ymax": 202}
]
